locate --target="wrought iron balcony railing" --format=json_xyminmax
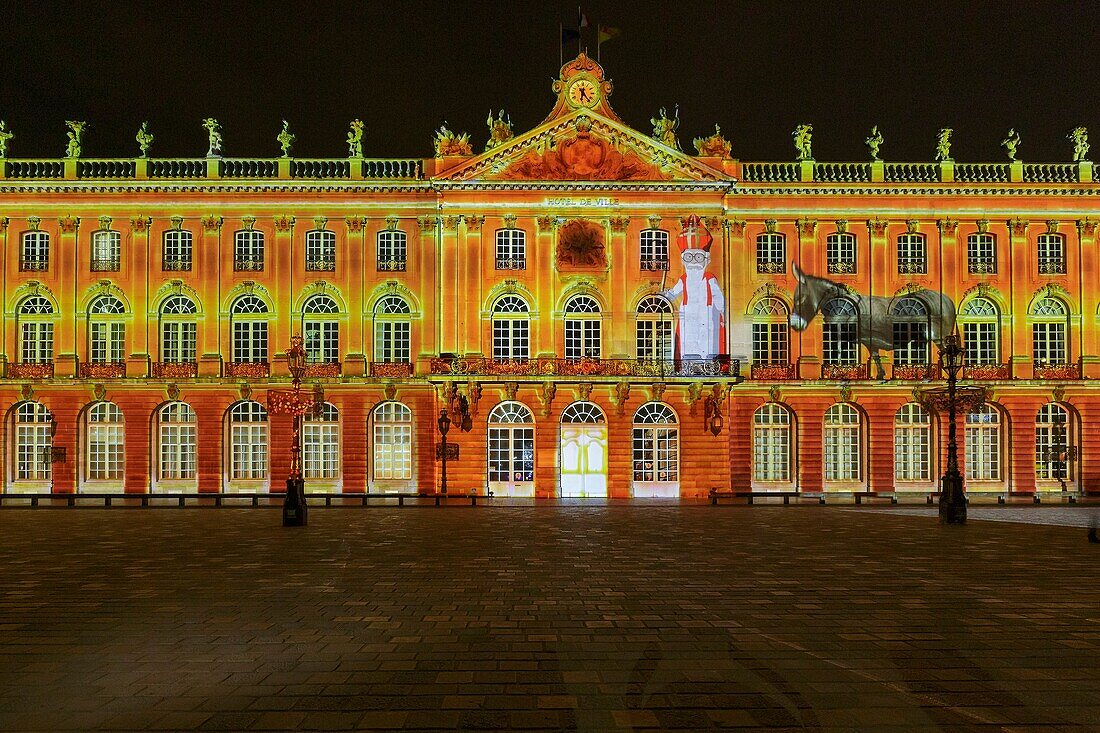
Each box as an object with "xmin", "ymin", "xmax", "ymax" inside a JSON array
[
  {"xmin": 5, "ymin": 362, "xmax": 54, "ymax": 379},
  {"xmin": 303, "ymin": 362, "xmax": 341, "ymax": 378},
  {"xmin": 162, "ymin": 257, "xmax": 192, "ymax": 272},
  {"xmin": 827, "ymin": 260, "xmax": 856, "ymax": 275},
  {"xmin": 429, "ymin": 356, "xmax": 738, "ymax": 378},
  {"xmin": 234, "ymin": 258, "xmax": 264, "ymax": 272},
  {"xmin": 377, "ymin": 258, "xmax": 407, "ymax": 272},
  {"xmin": 968, "ymin": 257, "xmax": 997, "ymax": 274},
  {"xmin": 897, "ymin": 260, "xmax": 927, "ymax": 275},
  {"xmin": 962, "ymin": 362, "xmax": 1012, "ymax": 380},
  {"xmin": 306, "ymin": 256, "xmax": 336, "ymax": 272},
  {"xmin": 756, "ymin": 261, "xmax": 785, "ymax": 274},
  {"xmin": 90, "ymin": 258, "xmax": 120, "ymax": 272},
  {"xmin": 750, "ymin": 362, "xmax": 797, "ymax": 380},
  {"xmin": 1038, "ymin": 258, "xmax": 1067, "ymax": 275},
  {"xmin": 79, "ymin": 361, "xmax": 126, "ymax": 378},
  {"xmin": 370, "ymin": 361, "xmax": 414, "ymax": 378},
  {"xmin": 19, "ymin": 257, "xmax": 49, "ymax": 272},
  {"xmin": 891, "ymin": 363, "xmax": 942, "ymax": 381},
  {"xmin": 640, "ymin": 259, "xmax": 669, "ymax": 272},
  {"xmin": 224, "ymin": 361, "xmax": 270, "ymax": 378},
  {"xmin": 1033, "ymin": 361, "xmax": 1081, "ymax": 380},
  {"xmin": 151, "ymin": 361, "xmax": 198, "ymax": 379},
  {"xmin": 495, "ymin": 257, "xmax": 526, "ymax": 270},
  {"xmin": 821, "ymin": 362, "xmax": 868, "ymax": 380}
]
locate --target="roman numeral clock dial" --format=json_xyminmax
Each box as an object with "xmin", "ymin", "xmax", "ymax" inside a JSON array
[{"xmin": 568, "ymin": 79, "xmax": 599, "ymax": 108}]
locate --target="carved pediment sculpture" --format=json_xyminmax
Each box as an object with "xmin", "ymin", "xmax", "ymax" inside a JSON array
[
  {"xmin": 500, "ymin": 117, "xmax": 666, "ymax": 181},
  {"xmin": 556, "ymin": 219, "xmax": 607, "ymax": 270}
]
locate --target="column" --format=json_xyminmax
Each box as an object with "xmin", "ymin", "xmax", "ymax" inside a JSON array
[
  {"xmin": 55, "ymin": 216, "xmax": 80, "ymax": 377},
  {"xmin": 535, "ymin": 215, "xmax": 556, "ymax": 356},
  {"xmin": 1077, "ymin": 220, "xmax": 1099, "ymax": 376},
  {"xmin": 271, "ymin": 216, "xmax": 295, "ymax": 373},
  {"xmin": 127, "ymin": 216, "xmax": 151, "ymax": 378},
  {"xmin": 1007, "ymin": 219, "xmax": 1032, "ymax": 379},
  {"xmin": 438, "ymin": 216, "xmax": 461, "ymax": 355},
  {"xmin": 341, "ymin": 217, "xmax": 365, "ymax": 375},
  {"xmin": 199, "ymin": 215, "xmax": 223, "ymax": 377},
  {"xmin": 461, "ymin": 216, "xmax": 485, "ymax": 355},
  {"xmin": 416, "ymin": 216, "xmax": 439, "ymax": 370},
  {"xmin": 795, "ymin": 219, "xmax": 820, "ymax": 379},
  {"xmin": 608, "ymin": 215, "xmax": 629, "ymax": 356},
  {"xmin": 867, "ymin": 218, "xmax": 890, "ymax": 375}
]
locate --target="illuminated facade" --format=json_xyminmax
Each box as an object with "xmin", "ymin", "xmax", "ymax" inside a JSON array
[{"xmin": 2, "ymin": 54, "xmax": 1099, "ymax": 499}]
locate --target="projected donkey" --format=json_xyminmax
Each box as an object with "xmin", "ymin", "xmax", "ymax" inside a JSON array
[{"xmin": 789, "ymin": 264, "xmax": 956, "ymax": 380}]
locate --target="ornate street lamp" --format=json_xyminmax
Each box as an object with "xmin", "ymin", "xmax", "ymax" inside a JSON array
[
  {"xmin": 267, "ymin": 335, "xmax": 315, "ymax": 527},
  {"xmin": 918, "ymin": 334, "xmax": 987, "ymax": 524},
  {"xmin": 437, "ymin": 409, "xmax": 452, "ymax": 495},
  {"xmin": 704, "ymin": 395, "xmax": 724, "ymax": 437}
]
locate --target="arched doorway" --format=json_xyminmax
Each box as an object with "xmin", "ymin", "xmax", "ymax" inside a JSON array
[
  {"xmin": 631, "ymin": 402, "xmax": 679, "ymax": 498},
  {"xmin": 559, "ymin": 401, "xmax": 607, "ymax": 498},
  {"xmin": 487, "ymin": 401, "xmax": 535, "ymax": 497}
]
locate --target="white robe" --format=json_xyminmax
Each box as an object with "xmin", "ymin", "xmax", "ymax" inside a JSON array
[{"xmin": 662, "ymin": 270, "xmax": 726, "ymax": 359}]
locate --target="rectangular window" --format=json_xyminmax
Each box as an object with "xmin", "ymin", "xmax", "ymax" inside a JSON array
[
  {"xmin": 755, "ymin": 233, "xmax": 785, "ymax": 273},
  {"xmin": 159, "ymin": 424, "xmax": 196, "ymax": 480},
  {"xmin": 20, "ymin": 232, "xmax": 50, "ymax": 271},
  {"xmin": 374, "ymin": 423, "xmax": 413, "ymax": 481},
  {"xmin": 495, "ymin": 229, "xmax": 526, "ymax": 270},
  {"xmin": 965, "ymin": 425, "xmax": 1000, "ymax": 481},
  {"xmin": 304, "ymin": 321, "xmax": 339, "ymax": 363},
  {"xmin": 1036, "ymin": 233, "xmax": 1066, "ymax": 275},
  {"xmin": 233, "ymin": 322, "xmax": 268, "ymax": 362},
  {"xmin": 91, "ymin": 231, "xmax": 121, "ymax": 272},
  {"xmin": 892, "ymin": 322, "xmax": 928, "ymax": 365},
  {"xmin": 963, "ymin": 322, "xmax": 998, "ymax": 364},
  {"xmin": 640, "ymin": 230, "xmax": 669, "ymax": 271},
  {"xmin": 162, "ymin": 230, "xmax": 193, "ymax": 271},
  {"xmin": 162, "ymin": 322, "xmax": 197, "ymax": 363},
  {"xmin": 824, "ymin": 426, "xmax": 860, "ymax": 481},
  {"xmin": 87, "ymin": 425, "xmax": 124, "ymax": 480},
  {"xmin": 231, "ymin": 424, "xmax": 268, "ymax": 480},
  {"xmin": 16, "ymin": 424, "xmax": 52, "ymax": 481},
  {"xmin": 967, "ymin": 233, "xmax": 997, "ymax": 274},
  {"xmin": 636, "ymin": 320, "xmax": 673, "ymax": 361},
  {"xmin": 306, "ymin": 230, "xmax": 336, "ymax": 271},
  {"xmin": 752, "ymin": 323, "xmax": 788, "ymax": 365},
  {"xmin": 234, "ymin": 230, "xmax": 265, "ymax": 271},
  {"xmin": 823, "ymin": 323, "xmax": 858, "ymax": 364},
  {"xmin": 896, "ymin": 233, "xmax": 927, "ymax": 274},
  {"xmin": 894, "ymin": 426, "xmax": 930, "ymax": 481},
  {"xmin": 753, "ymin": 427, "xmax": 790, "ymax": 481},
  {"xmin": 826, "ymin": 233, "xmax": 856, "ymax": 274},
  {"xmin": 302, "ymin": 423, "xmax": 340, "ymax": 479},
  {"xmin": 90, "ymin": 322, "xmax": 125, "ymax": 363},
  {"xmin": 493, "ymin": 319, "xmax": 529, "ymax": 360},
  {"xmin": 565, "ymin": 319, "xmax": 601, "ymax": 358},
  {"xmin": 1033, "ymin": 322, "xmax": 1066, "ymax": 364},
  {"xmin": 21, "ymin": 322, "xmax": 54, "ymax": 363},
  {"xmin": 377, "ymin": 230, "xmax": 407, "ymax": 271},
  {"xmin": 375, "ymin": 321, "xmax": 411, "ymax": 363}
]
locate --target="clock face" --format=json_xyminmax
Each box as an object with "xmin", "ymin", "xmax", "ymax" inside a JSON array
[{"xmin": 568, "ymin": 79, "xmax": 599, "ymax": 108}]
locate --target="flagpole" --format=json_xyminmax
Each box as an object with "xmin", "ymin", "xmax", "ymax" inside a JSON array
[
  {"xmin": 559, "ymin": 22, "xmax": 563, "ymax": 67},
  {"xmin": 577, "ymin": 6, "xmax": 582, "ymax": 54},
  {"xmin": 597, "ymin": 23, "xmax": 601, "ymax": 62}
]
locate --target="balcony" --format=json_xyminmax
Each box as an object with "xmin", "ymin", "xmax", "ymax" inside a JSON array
[
  {"xmin": 1038, "ymin": 258, "xmax": 1066, "ymax": 275},
  {"xmin": 304, "ymin": 362, "xmax": 341, "ymax": 378},
  {"xmin": 151, "ymin": 361, "xmax": 197, "ymax": 379},
  {"xmin": 821, "ymin": 362, "xmax": 868, "ymax": 380},
  {"xmin": 224, "ymin": 361, "xmax": 270, "ymax": 378},
  {"xmin": 234, "ymin": 258, "xmax": 264, "ymax": 272},
  {"xmin": 6, "ymin": 362, "xmax": 54, "ymax": 379},
  {"xmin": 827, "ymin": 260, "xmax": 856, "ymax": 275},
  {"xmin": 78, "ymin": 361, "xmax": 126, "ymax": 379},
  {"xmin": 891, "ymin": 363, "xmax": 942, "ymax": 381},
  {"xmin": 429, "ymin": 356, "xmax": 738, "ymax": 378},
  {"xmin": 90, "ymin": 258, "xmax": 120, "ymax": 272},
  {"xmin": 640, "ymin": 259, "xmax": 669, "ymax": 272},
  {"xmin": 1033, "ymin": 361, "xmax": 1081, "ymax": 380},
  {"xmin": 19, "ymin": 257, "xmax": 49, "ymax": 272},
  {"xmin": 306, "ymin": 256, "xmax": 336, "ymax": 272},
  {"xmin": 377, "ymin": 258, "xmax": 407, "ymax": 272},
  {"xmin": 756, "ymin": 261, "xmax": 785, "ymax": 274},
  {"xmin": 750, "ymin": 362, "xmax": 797, "ymax": 380},
  {"xmin": 370, "ymin": 361, "xmax": 414, "ymax": 378},
  {"xmin": 968, "ymin": 257, "xmax": 996, "ymax": 274},
  {"xmin": 962, "ymin": 362, "xmax": 1011, "ymax": 380},
  {"xmin": 162, "ymin": 257, "xmax": 192, "ymax": 272},
  {"xmin": 495, "ymin": 257, "xmax": 526, "ymax": 270},
  {"xmin": 897, "ymin": 261, "xmax": 927, "ymax": 275}
]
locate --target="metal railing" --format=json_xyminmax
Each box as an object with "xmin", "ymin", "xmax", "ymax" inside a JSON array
[
  {"xmin": 756, "ymin": 261, "xmax": 785, "ymax": 274},
  {"xmin": 962, "ymin": 362, "xmax": 1011, "ymax": 380},
  {"xmin": 78, "ymin": 361, "xmax": 126, "ymax": 379},
  {"xmin": 370, "ymin": 361, "xmax": 414, "ymax": 378},
  {"xmin": 377, "ymin": 258, "xmax": 407, "ymax": 272},
  {"xmin": 151, "ymin": 361, "xmax": 198, "ymax": 379},
  {"xmin": 162, "ymin": 257, "xmax": 192, "ymax": 272},
  {"xmin": 827, "ymin": 260, "xmax": 856, "ymax": 275},
  {"xmin": 5, "ymin": 362, "xmax": 54, "ymax": 379},
  {"xmin": 234, "ymin": 258, "xmax": 264, "ymax": 272},
  {"xmin": 224, "ymin": 361, "xmax": 270, "ymax": 378},
  {"xmin": 19, "ymin": 257, "xmax": 49, "ymax": 272},
  {"xmin": 821, "ymin": 362, "xmax": 868, "ymax": 380},
  {"xmin": 495, "ymin": 257, "xmax": 526, "ymax": 270},
  {"xmin": 90, "ymin": 258, "xmax": 120, "ymax": 272},
  {"xmin": 430, "ymin": 356, "xmax": 738, "ymax": 378},
  {"xmin": 1033, "ymin": 361, "xmax": 1082, "ymax": 380},
  {"xmin": 750, "ymin": 362, "xmax": 797, "ymax": 380},
  {"xmin": 968, "ymin": 257, "xmax": 997, "ymax": 274},
  {"xmin": 306, "ymin": 257, "xmax": 336, "ymax": 272}
]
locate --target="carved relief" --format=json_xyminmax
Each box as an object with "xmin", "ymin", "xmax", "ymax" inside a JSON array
[
  {"xmin": 976, "ymin": 218, "xmax": 990, "ymax": 234},
  {"xmin": 441, "ymin": 216, "xmax": 461, "ymax": 232},
  {"xmin": 1077, "ymin": 218, "xmax": 1096, "ymax": 237},
  {"xmin": 906, "ymin": 219, "xmax": 921, "ymax": 234},
  {"xmin": 611, "ymin": 382, "xmax": 630, "ymax": 417},
  {"xmin": 417, "ymin": 216, "xmax": 435, "ymax": 232},
  {"xmin": 536, "ymin": 215, "xmax": 554, "ymax": 232},
  {"xmin": 26, "ymin": 216, "xmax": 41, "ymax": 231},
  {"xmin": 385, "ymin": 215, "xmax": 399, "ymax": 230},
  {"xmin": 502, "ymin": 213, "xmax": 518, "ymax": 229},
  {"xmin": 686, "ymin": 382, "xmax": 703, "ymax": 417},
  {"xmin": 867, "ymin": 217, "xmax": 888, "ymax": 236},
  {"xmin": 503, "ymin": 382, "xmax": 519, "ymax": 401},
  {"xmin": 729, "ymin": 220, "xmax": 747, "ymax": 236},
  {"xmin": 98, "ymin": 215, "xmax": 112, "ymax": 231},
  {"xmin": 1046, "ymin": 220, "xmax": 1060, "ymax": 234},
  {"xmin": 647, "ymin": 215, "xmax": 663, "ymax": 230},
  {"xmin": 556, "ymin": 219, "xmax": 607, "ymax": 270},
  {"xmin": 651, "ymin": 383, "xmax": 666, "ymax": 402},
  {"xmin": 93, "ymin": 384, "xmax": 107, "ymax": 401},
  {"xmin": 609, "ymin": 215, "xmax": 630, "ymax": 233},
  {"xmin": 797, "ymin": 218, "xmax": 817, "ymax": 237},
  {"xmin": 201, "ymin": 215, "xmax": 222, "ymax": 232},
  {"xmin": 130, "ymin": 216, "xmax": 151, "ymax": 233},
  {"xmin": 937, "ymin": 217, "xmax": 958, "ymax": 234},
  {"xmin": 58, "ymin": 215, "xmax": 79, "ymax": 233},
  {"xmin": 467, "ymin": 381, "xmax": 482, "ymax": 416},
  {"xmin": 383, "ymin": 383, "xmax": 398, "ymax": 401},
  {"xmin": 577, "ymin": 382, "xmax": 593, "ymax": 401},
  {"xmin": 465, "ymin": 215, "xmax": 485, "ymax": 232},
  {"xmin": 241, "ymin": 215, "xmax": 256, "ymax": 230},
  {"xmin": 273, "ymin": 214, "xmax": 294, "ymax": 232},
  {"xmin": 169, "ymin": 216, "xmax": 184, "ymax": 230},
  {"xmin": 345, "ymin": 216, "xmax": 364, "ymax": 232},
  {"xmin": 239, "ymin": 382, "xmax": 253, "ymax": 401},
  {"xmin": 538, "ymin": 382, "xmax": 556, "ymax": 418},
  {"xmin": 166, "ymin": 383, "xmax": 181, "ymax": 401},
  {"xmin": 1009, "ymin": 217, "xmax": 1029, "ymax": 236},
  {"xmin": 834, "ymin": 219, "xmax": 849, "ymax": 234},
  {"xmin": 313, "ymin": 216, "xmax": 328, "ymax": 231},
  {"xmin": 764, "ymin": 219, "xmax": 778, "ymax": 234},
  {"xmin": 767, "ymin": 386, "xmax": 781, "ymax": 403},
  {"xmin": 499, "ymin": 116, "xmax": 668, "ymax": 181}
]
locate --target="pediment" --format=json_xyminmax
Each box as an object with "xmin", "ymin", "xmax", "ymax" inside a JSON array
[{"xmin": 435, "ymin": 110, "xmax": 730, "ymax": 184}]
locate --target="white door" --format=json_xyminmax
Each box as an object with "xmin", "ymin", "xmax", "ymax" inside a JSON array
[
  {"xmin": 560, "ymin": 425, "xmax": 608, "ymax": 498},
  {"xmin": 488, "ymin": 426, "xmax": 535, "ymax": 497}
]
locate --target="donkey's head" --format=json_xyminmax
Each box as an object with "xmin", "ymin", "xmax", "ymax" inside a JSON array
[{"xmin": 790, "ymin": 264, "xmax": 830, "ymax": 331}]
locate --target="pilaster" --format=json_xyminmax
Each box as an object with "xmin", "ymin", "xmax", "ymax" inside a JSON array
[
  {"xmin": 608, "ymin": 215, "xmax": 630, "ymax": 356},
  {"xmin": 536, "ymin": 215, "xmax": 556, "ymax": 355},
  {"xmin": 1077, "ymin": 219, "xmax": 1099, "ymax": 376},
  {"xmin": 127, "ymin": 216, "xmax": 151, "ymax": 378},
  {"xmin": 271, "ymin": 215, "xmax": 295, "ymax": 369},
  {"xmin": 55, "ymin": 216, "xmax": 80, "ymax": 376},
  {"xmin": 461, "ymin": 216, "xmax": 485, "ymax": 355},
  {"xmin": 439, "ymin": 215, "xmax": 461, "ymax": 355},
  {"xmin": 344, "ymin": 217, "xmax": 365, "ymax": 359},
  {"xmin": 795, "ymin": 218, "xmax": 820, "ymax": 378},
  {"xmin": 199, "ymin": 216, "xmax": 223, "ymax": 377},
  {"xmin": 1007, "ymin": 218, "xmax": 1032, "ymax": 379},
  {"xmin": 867, "ymin": 217, "xmax": 888, "ymax": 299},
  {"xmin": 416, "ymin": 216, "xmax": 439, "ymax": 366}
]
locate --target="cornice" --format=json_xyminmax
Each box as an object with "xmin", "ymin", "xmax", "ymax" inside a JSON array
[{"xmin": 738, "ymin": 185, "xmax": 1100, "ymax": 197}]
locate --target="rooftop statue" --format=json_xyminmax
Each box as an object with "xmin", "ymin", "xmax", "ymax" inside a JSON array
[
  {"xmin": 64, "ymin": 120, "xmax": 86, "ymax": 159},
  {"xmin": 0, "ymin": 120, "xmax": 12, "ymax": 159},
  {"xmin": 865, "ymin": 125, "xmax": 883, "ymax": 161},
  {"xmin": 135, "ymin": 121, "xmax": 153, "ymax": 158},
  {"xmin": 934, "ymin": 127, "xmax": 953, "ymax": 162},
  {"xmin": 651, "ymin": 106, "xmax": 681, "ymax": 150},
  {"xmin": 692, "ymin": 124, "xmax": 732, "ymax": 159},
  {"xmin": 792, "ymin": 124, "xmax": 813, "ymax": 161},
  {"xmin": 484, "ymin": 110, "xmax": 514, "ymax": 151},
  {"xmin": 202, "ymin": 118, "xmax": 223, "ymax": 158},
  {"xmin": 1070, "ymin": 127, "xmax": 1090, "ymax": 162},
  {"xmin": 347, "ymin": 119, "xmax": 364, "ymax": 158},
  {"xmin": 277, "ymin": 120, "xmax": 295, "ymax": 158},
  {"xmin": 433, "ymin": 123, "xmax": 473, "ymax": 157},
  {"xmin": 1001, "ymin": 128, "xmax": 1021, "ymax": 161}
]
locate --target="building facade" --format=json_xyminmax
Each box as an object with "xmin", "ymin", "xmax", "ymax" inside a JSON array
[{"xmin": 2, "ymin": 54, "xmax": 1099, "ymax": 499}]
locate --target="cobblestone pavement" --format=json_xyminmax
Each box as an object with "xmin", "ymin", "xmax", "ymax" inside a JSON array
[
  {"xmin": 1, "ymin": 506, "xmax": 1098, "ymax": 732},
  {"xmin": 857, "ymin": 504, "xmax": 1100, "ymax": 529}
]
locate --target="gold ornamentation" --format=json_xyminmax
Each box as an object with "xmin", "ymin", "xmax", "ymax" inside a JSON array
[
  {"xmin": 611, "ymin": 381, "xmax": 630, "ymax": 417},
  {"xmin": 686, "ymin": 382, "xmax": 703, "ymax": 417},
  {"xmin": 241, "ymin": 215, "xmax": 256, "ymax": 230},
  {"xmin": 504, "ymin": 382, "xmax": 519, "ymax": 401},
  {"xmin": 1052, "ymin": 385, "xmax": 1067, "ymax": 404},
  {"xmin": 1009, "ymin": 217, "xmax": 1029, "ymax": 236},
  {"xmin": 1046, "ymin": 220, "xmax": 1060, "ymax": 235},
  {"xmin": 651, "ymin": 382, "xmax": 666, "ymax": 402},
  {"xmin": 273, "ymin": 215, "xmax": 294, "ymax": 232},
  {"xmin": 729, "ymin": 220, "xmax": 747, "ymax": 236},
  {"xmin": 417, "ymin": 216, "xmax": 435, "ymax": 232},
  {"xmin": 797, "ymin": 218, "xmax": 817, "ymax": 237},
  {"xmin": 692, "ymin": 123, "xmax": 732, "ymax": 159},
  {"xmin": 130, "ymin": 216, "xmax": 150, "ymax": 232},
  {"xmin": 312, "ymin": 216, "xmax": 328, "ymax": 231},
  {"xmin": 345, "ymin": 216, "xmax": 364, "ymax": 232},
  {"xmin": 484, "ymin": 110, "xmax": 514, "ymax": 151},
  {"xmin": 937, "ymin": 218, "xmax": 958, "ymax": 234},
  {"xmin": 609, "ymin": 215, "xmax": 630, "ymax": 232},
  {"xmin": 767, "ymin": 386, "xmax": 782, "ymax": 403},
  {"xmin": 465, "ymin": 215, "xmax": 485, "ymax": 232},
  {"xmin": 58, "ymin": 215, "xmax": 79, "ymax": 233},
  {"xmin": 441, "ymin": 216, "xmax": 461, "ymax": 232},
  {"xmin": 556, "ymin": 219, "xmax": 607, "ymax": 270},
  {"xmin": 647, "ymin": 215, "xmax": 663, "ymax": 230},
  {"xmin": 538, "ymin": 382, "xmax": 556, "ymax": 418},
  {"xmin": 577, "ymin": 382, "xmax": 593, "ymax": 401},
  {"xmin": 26, "ymin": 216, "xmax": 41, "ymax": 231},
  {"xmin": 385, "ymin": 215, "xmax": 399, "ymax": 230},
  {"xmin": 383, "ymin": 383, "xmax": 398, "ymax": 401},
  {"xmin": 93, "ymin": 384, "xmax": 108, "ymax": 401},
  {"xmin": 502, "ymin": 213, "xmax": 518, "ymax": 229},
  {"xmin": 169, "ymin": 216, "xmax": 184, "ymax": 230},
  {"xmin": 705, "ymin": 216, "xmax": 723, "ymax": 231},
  {"xmin": 650, "ymin": 106, "xmax": 681, "ymax": 150},
  {"xmin": 20, "ymin": 383, "xmax": 35, "ymax": 401},
  {"xmin": 97, "ymin": 215, "xmax": 112, "ymax": 231},
  {"xmin": 166, "ymin": 383, "xmax": 181, "ymax": 401},
  {"xmin": 834, "ymin": 219, "xmax": 849, "ymax": 234},
  {"xmin": 1077, "ymin": 218, "xmax": 1096, "ymax": 237},
  {"xmin": 976, "ymin": 218, "xmax": 990, "ymax": 234},
  {"xmin": 867, "ymin": 217, "xmax": 888, "ymax": 236},
  {"xmin": 201, "ymin": 215, "xmax": 222, "ymax": 232},
  {"xmin": 240, "ymin": 382, "xmax": 253, "ymax": 400},
  {"xmin": 467, "ymin": 381, "xmax": 482, "ymax": 416},
  {"xmin": 433, "ymin": 124, "xmax": 473, "ymax": 157},
  {"xmin": 838, "ymin": 384, "xmax": 853, "ymax": 404},
  {"xmin": 906, "ymin": 219, "xmax": 921, "ymax": 234}
]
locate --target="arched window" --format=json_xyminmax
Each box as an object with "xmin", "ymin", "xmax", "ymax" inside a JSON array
[
  {"xmin": 303, "ymin": 403, "xmax": 340, "ymax": 481},
  {"xmin": 826, "ymin": 232, "xmax": 856, "ymax": 274},
  {"xmin": 12, "ymin": 401, "xmax": 52, "ymax": 485},
  {"xmin": 640, "ymin": 229, "xmax": 670, "ymax": 271},
  {"xmin": 374, "ymin": 295, "xmax": 411, "ymax": 364},
  {"xmin": 495, "ymin": 228, "xmax": 526, "ymax": 270},
  {"xmin": 1035, "ymin": 403, "xmax": 1072, "ymax": 482},
  {"xmin": 564, "ymin": 295, "xmax": 601, "ymax": 359},
  {"xmin": 967, "ymin": 231, "xmax": 997, "ymax": 273},
  {"xmin": 965, "ymin": 405, "xmax": 1003, "ymax": 481},
  {"xmin": 894, "ymin": 403, "xmax": 931, "ymax": 482},
  {"xmin": 822, "ymin": 298, "xmax": 858, "ymax": 365},
  {"xmin": 632, "ymin": 402, "xmax": 679, "ymax": 488},
  {"xmin": 372, "ymin": 402, "xmax": 413, "ymax": 483},
  {"xmin": 753, "ymin": 403, "xmax": 791, "ymax": 482},
  {"xmin": 823, "ymin": 403, "xmax": 861, "ymax": 482},
  {"xmin": 162, "ymin": 229, "xmax": 193, "ymax": 271},
  {"xmin": 20, "ymin": 230, "xmax": 50, "ymax": 271},
  {"xmin": 377, "ymin": 229, "xmax": 407, "ymax": 271},
  {"xmin": 305, "ymin": 229, "xmax": 336, "ymax": 271},
  {"xmin": 752, "ymin": 298, "xmax": 789, "ymax": 366},
  {"xmin": 157, "ymin": 402, "xmax": 197, "ymax": 482},
  {"xmin": 960, "ymin": 298, "xmax": 1000, "ymax": 365},
  {"xmin": 303, "ymin": 295, "xmax": 340, "ymax": 364},
  {"xmin": 160, "ymin": 295, "xmax": 198, "ymax": 364},
  {"xmin": 234, "ymin": 229, "xmax": 264, "ymax": 271},
  {"xmin": 560, "ymin": 401, "xmax": 607, "ymax": 498},
  {"xmin": 18, "ymin": 296, "xmax": 54, "ymax": 365},
  {"xmin": 492, "ymin": 295, "xmax": 530, "ymax": 360},
  {"xmin": 85, "ymin": 402, "xmax": 124, "ymax": 484},
  {"xmin": 487, "ymin": 401, "xmax": 535, "ymax": 494},
  {"xmin": 231, "ymin": 295, "xmax": 269, "ymax": 364},
  {"xmin": 756, "ymin": 232, "xmax": 785, "ymax": 273},
  {"xmin": 1037, "ymin": 232, "xmax": 1066, "ymax": 275},
  {"xmin": 228, "ymin": 401, "xmax": 268, "ymax": 481},
  {"xmin": 897, "ymin": 232, "xmax": 927, "ymax": 274},
  {"xmin": 891, "ymin": 297, "xmax": 929, "ymax": 365},
  {"xmin": 1030, "ymin": 297, "xmax": 1069, "ymax": 366},
  {"xmin": 91, "ymin": 229, "xmax": 121, "ymax": 271},
  {"xmin": 636, "ymin": 295, "xmax": 673, "ymax": 361},
  {"xmin": 560, "ymin": 402, "xmax": 605, "ymax": 423},
  {"xmin": 89, "ymin": 295, "xmax": 126, "ymax": 365}
]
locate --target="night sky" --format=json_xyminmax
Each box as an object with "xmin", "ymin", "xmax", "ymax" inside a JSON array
[{"xmin": 4, "ymin": 1, "xmax": 1098, "ymax": 163}]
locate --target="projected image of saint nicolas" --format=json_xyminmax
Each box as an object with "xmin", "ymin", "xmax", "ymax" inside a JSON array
[{"xmin": 661, "ymin": 215, "xmax": 726, "ymax": 360}]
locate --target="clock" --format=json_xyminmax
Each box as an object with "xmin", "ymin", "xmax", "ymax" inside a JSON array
[{"xmin": 568, "ymin": 79, "xmax": 599, "ymax": 108}]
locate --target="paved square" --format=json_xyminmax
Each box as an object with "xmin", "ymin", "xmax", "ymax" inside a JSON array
[{"xmin": 1, "ymin": 505, "xmax": 1099, "ymax": 731}]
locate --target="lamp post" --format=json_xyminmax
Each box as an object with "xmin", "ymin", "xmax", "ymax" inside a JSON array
[
  {"xmin": 267, "ymin": 335, "xmax": 313, "ymax": 527},
  {"xmin": 437, "ymin": 409, "xmax": 451, "ymax": 495},
  {"xmin": 918, "ymin": 334, "xmax": 987, "ymax": 525}
]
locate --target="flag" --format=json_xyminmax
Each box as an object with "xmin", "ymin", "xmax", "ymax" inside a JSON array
[
  {"xmin": 561, "ymin": 26, "xmax": 580, "ymax": 45},
  {"xmin": 598, "ymin": 25, "xmax": 621, "ymax": 43},
  {"xmin": 578, "ymin": 8, "xmax": 590, "ymax": 27}
]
